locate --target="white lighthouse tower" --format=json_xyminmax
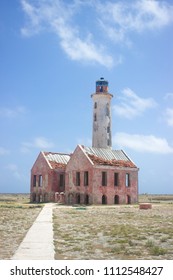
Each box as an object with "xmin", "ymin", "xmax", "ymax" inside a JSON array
[{"xmin": 91, "ymin": 78, "xmax": 113, "ymax": 149}]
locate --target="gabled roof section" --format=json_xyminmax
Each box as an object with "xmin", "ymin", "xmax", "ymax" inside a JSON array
[
  {"xmin": 83, "ymin": 146, "xmax": 137, "ymax": 168},
  {"xmin": 43, "ymin": 151, "xmax": 71, "ymax": 169}
]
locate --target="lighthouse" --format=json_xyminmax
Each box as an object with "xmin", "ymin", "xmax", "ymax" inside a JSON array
[
  {"xmin": 31, "ymin": 77, "xmax": 139, "ymax": 205},
  {"xmin": 91, "ymin": 78, "xmax": 113, "ymax": 149}
]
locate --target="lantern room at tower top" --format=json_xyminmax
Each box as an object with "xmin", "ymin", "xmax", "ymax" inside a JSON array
[{"xmin": 96, "ymin": 77, "xmax": 109, "ymax": 93}]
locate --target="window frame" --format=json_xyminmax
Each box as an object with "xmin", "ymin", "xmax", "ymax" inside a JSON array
[
  {"xmin": 33, "ymin": 175, "xmax": 37, "ymax": 187},
  {"xmin": 76, "ymin": 171, "xmax": 80, "ymax": 186},
  {"xmin": 84, "ymin": 171, "xmax": 89, "ymax": 186},
  {"xmin": 126, "ymin": 173, "xmax": 130, "ymax": 187},
  {"xmin": 38, "ymin": 175, "xmax": 42, "ymax": 187},
  {"xmin": 102, "ymin": 171, "xmax": 107, "ymax": 186},
  {"xmin": 59, "ymin": 174, "xmax": 65, "ymax": 188},
  {"xmin": 114, "ymin": 172, "xmax": 119, "ymax": 187}
]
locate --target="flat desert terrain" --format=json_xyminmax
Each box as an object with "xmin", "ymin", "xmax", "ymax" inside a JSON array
[
  {"xmin": 0, "ymin": 193, "xmax": 173, "ymax": 260},
  {"xmin": 0, "ymin": 194, "xmax": 42, "ymax": 259}
]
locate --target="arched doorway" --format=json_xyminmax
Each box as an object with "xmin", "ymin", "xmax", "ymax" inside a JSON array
[
  {"xmin": 68, "ymin": 193, "xmax": 73, "ymax": 205},
  {"xmin": 32, "ymin": 193, "xmax": 36, "ymax": 202},
  {"xmin": 102, "ymin": 195, "xmax": 107, "ymax": 205},
  {"xmin": 127, "ymin": 195, "xmax": 131, "ymax": 204},
  {"xmin": 76, "ymin": 194, "xmax": 80, "ymax": 204},
  {"xmin": 39, "ymin": 194, "xmax": 43, "ymax": 202},
  {"xmin": 44, "ymin": 193, "xmax": 48, "ymax": 202},
  {"xmin": 85, "ymin": 194, "xmax": 89, "ymax": 205},
  {"xmin": 114, "ymin": 195, "xmax": 119, "ymax": 204},
  {"xmin": 36, "ymin": 194, "xmax": 40, "ymax": 203}
]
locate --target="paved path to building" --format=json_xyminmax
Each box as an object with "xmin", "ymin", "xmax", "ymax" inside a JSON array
[{"xmin": 11, "ymin": 203, "xmax": 55, "ymax": 260}]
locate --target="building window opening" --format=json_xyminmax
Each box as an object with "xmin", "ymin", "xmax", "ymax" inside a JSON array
[
  {"xmin": 38, "ymin": 175, "xmax": 42, "ymax": 187},
  {"xmin": 76, "ymin": 172, "xmax": 80, "ymax": 186},
  {"xmin": 84, "ymin": 171, "xmax": 89, "ymax": 186},
  {"xmin": 114, "ymin": 173, "xmax": 119, "ymax": 186},
  {"xmin": 114, "ymin": 195, "xmax": 119, "ymax": 204},
  {"xmin": 94, "ymin": 113, "xmax": 97, "ymax": 121},
  {"xmin": 107, "ymin": 126, "xmax": 110, "ymax": 133},
  {"xmin": 102, "ymin": 171, "xmax": 107, "ymax": 186},
  {"xmin": 102, "ymin": 195, "xmax": 107, "ymax": 204},
  {"xmin": 126, "ymin": 173, "xmax": 130, "ymax": 187},
  {"xmin": 100, "ymin": 86, "xmax": 103, "ymax": 92},
  {"xmin": 59, "ymin": 174, "xmax": 65, "ymax": 188},
  {"xmin": 33, "ymin": 175, "xmax": 36, "ymax": 187},
  {"xmin": 94, "ymin": 102, "xmax": 97, "ymax": 109}
]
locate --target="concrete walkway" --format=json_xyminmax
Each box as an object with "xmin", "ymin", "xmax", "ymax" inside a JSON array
[{"xmin": 11, "ymin": 203, "xmax": 55, "ymax": 260}]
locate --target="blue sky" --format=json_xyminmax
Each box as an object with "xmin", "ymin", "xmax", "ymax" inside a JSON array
[{"xmin": 0, "ymin": 0, "xmax": 173, "ymax": 194}]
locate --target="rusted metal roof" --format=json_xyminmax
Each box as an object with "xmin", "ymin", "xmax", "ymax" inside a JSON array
[
  {"xmin": 83, "ymin": 146, "xmax": 129, "ymax": 161},
  {"xmin": 42, "ymin": 146, "xmax": 137, "ymax": 169},
  {"xmin": 43, "ymin": 152, "xmax": 70, "ymax": 169},
  {"xmin": 83, "ymin": 146, "xmax": 137, "ymax": 168}
]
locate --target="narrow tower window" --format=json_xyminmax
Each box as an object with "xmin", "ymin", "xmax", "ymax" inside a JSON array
[
  {"xmin": 94, "ymin": 113, "xmax": 97, "ymax": 121},
  {"xmin": 94, "ymin": 102, "xmax": 97, "ymax": 109}
]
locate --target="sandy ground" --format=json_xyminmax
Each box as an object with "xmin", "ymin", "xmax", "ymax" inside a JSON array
[
  {"xmin": 0, "ymin": 194, "xmax": 42, "ymax": 259},
  {"xmin": 0, "ymin": 194, "xmax": 173, "ymax": 260},
  {"xmin": 53, "ymin": 203, "xmax": 173, "ymax": 260}
]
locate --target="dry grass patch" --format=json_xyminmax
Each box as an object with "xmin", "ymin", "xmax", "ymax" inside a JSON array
[
  {"xmin": 53, "ymin": 204, "xmax": 173, "ymax": 260},
  {"xmin": 0, "ymin": 194, "xmax": 42, "ymax": 259}
]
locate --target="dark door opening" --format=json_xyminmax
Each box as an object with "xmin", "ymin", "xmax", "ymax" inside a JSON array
[
  {"xmin": 114, "ymin": 195, "xmax": 119, "ymax": 204},
  {"xmin": 102, "ymin": 195, "xmax": 107, "ymax": 204}
]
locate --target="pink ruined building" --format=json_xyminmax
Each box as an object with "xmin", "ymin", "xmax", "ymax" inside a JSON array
[{"xmin": 30, "ymin": 78, "xmax": 139, "ymax": 204}]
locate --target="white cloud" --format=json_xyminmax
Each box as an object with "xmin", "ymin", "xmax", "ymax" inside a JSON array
[
  {"xmin": 97, "ymin": 0, "xmax": 173, "ymax": 44},
  {"xmin": 20, "ymin": 0, "xmax": 173, "ymax": 66},
  {"xmin": 0, "ymin": 106, "xmax": 26, "ymax": 118},
  {"xmin": 113, "ymin": 132, "xmax": 173, "ymax": 154},
  {"xmin": 0, "ymin": 147, "xmax": 10, "ymax": 156},
  {"xmin": 52, "ymin": 18, "xmax": 114, "ymax": 67},
  {"xmin": 21, "ymin": 136, "xmax": 54, "ymax": 153},
  {"xmin": 165, "ymin": 108, "xmax": 173, "ymax": 127},
  {"xmin": 113, "ymin": 88, "xmax": 157, "ymax": 119},
  {"xmin": 20, "ymin": 0, "xmax": 114, "ymax": 68}
]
